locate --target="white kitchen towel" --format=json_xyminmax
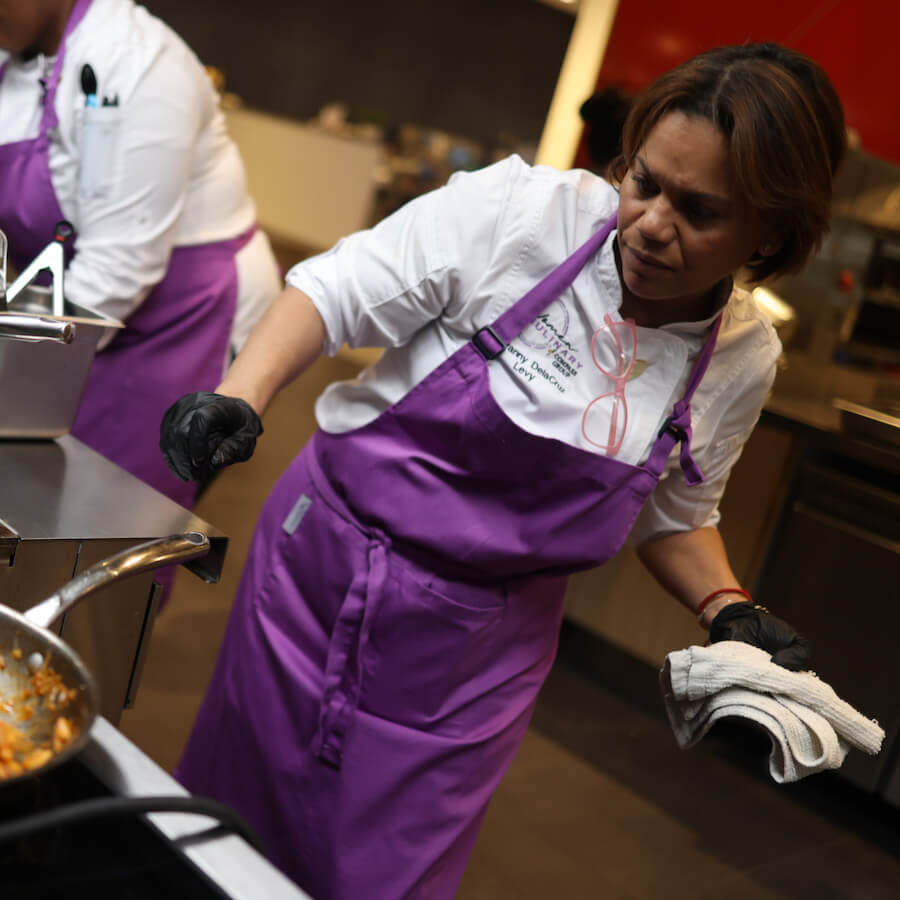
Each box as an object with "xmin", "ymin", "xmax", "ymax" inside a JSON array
[{"xmin": 660, "ymin": 641, "xmax": 885, "ymax": 783}]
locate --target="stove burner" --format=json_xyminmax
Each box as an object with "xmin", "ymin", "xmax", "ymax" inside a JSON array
[{"xmin": 0, "ymin": 757, "xmax": 232, "ymax": 897}]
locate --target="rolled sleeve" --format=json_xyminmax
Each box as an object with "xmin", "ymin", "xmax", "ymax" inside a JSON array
[
  {"xmin": 285, "ymin": 156, "xmax": 525, "ymax": 356},
  {"xmin": 629, "ymin": 426, "xmax": 752, "ymax": 544}
]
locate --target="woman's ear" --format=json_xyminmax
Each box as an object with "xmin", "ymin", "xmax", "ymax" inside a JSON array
[{"xmin": 758, "ymin": 236, "xmax": 783, "ymax": 258}]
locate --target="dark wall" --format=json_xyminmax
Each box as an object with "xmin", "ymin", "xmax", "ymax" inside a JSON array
[{"xmin": 142, "ymin": 0, "xmax": 574, "ymax": 147}]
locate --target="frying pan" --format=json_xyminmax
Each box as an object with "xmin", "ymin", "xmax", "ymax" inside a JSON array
[{"xmin": 0, "ymin": 531, "xmax": 211, "ymax": 785}]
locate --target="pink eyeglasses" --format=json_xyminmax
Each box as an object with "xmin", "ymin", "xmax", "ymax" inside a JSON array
[{"xmin": 581, "ymin": 313, "xmax": 638, "ymax": 456}]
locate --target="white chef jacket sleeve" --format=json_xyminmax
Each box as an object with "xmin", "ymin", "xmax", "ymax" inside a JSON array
[
  {"xmin": 627, "ymin": 348, "xmax": 778, "ymax": 545},
  {"xmin": 61, "ymin": 42, "xmax": 210, "ymax": 328},
  {"xmin": 286, "ymin": 156, "xmax": 524, "ymax": 356}
]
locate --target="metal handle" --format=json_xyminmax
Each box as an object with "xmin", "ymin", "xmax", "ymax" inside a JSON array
[
  {"xmin": 0, "ymin": 228, "xmax": 7, "ymax": 310},
  {"xmin": 6, "ymin": 221, "xmax": 74, "ymax": 317},
  {"xmin": 25, "ymin": 532, "xmax": 211, "ymax": 629},
  {"xmin": 0, "ymin": 313, "xmax": 75, "ymax": 344}
]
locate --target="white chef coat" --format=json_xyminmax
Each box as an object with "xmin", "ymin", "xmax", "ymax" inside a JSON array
[
  {"xmin": 288, "ymin": 155, "xmax": 781, "ymax": 543},
  {"xmin": 0, "ymin": 0, "xmax": 279, "ymax": 351}
]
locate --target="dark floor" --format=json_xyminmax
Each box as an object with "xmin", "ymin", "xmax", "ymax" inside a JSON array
[{"xmin": 119, "ymin": 354, "xmax": 900, "ymax": 899}]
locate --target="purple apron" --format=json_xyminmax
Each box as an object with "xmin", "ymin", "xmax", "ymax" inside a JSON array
[
  {"xmin": 177, "ymin": 214, "xmax": 721, "ymax": 898},
  {"xmin": 0, "ymin": 0, "xmax": 245, "ymax": 515}
]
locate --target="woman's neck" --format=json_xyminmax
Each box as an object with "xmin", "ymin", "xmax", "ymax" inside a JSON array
[
  {"xmin": 619, "ymin": 288, "xmax": 719, "ymax": 329},
  {"xmin": 613, "ymin": 238, "xmax": 723, "ymax": 328},
  {"xmin": 23, "ymin": 0, "xmax": 78, "ymax": 59}
]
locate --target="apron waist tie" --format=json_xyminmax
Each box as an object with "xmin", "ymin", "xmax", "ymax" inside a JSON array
[{"xmin": 312, "ymin": 527, "xmax": 391, "ymax": 768}]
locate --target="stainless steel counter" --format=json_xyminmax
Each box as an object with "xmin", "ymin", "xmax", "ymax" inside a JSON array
[
  {"xmin": 761, "ymin": 209, "xmax": 900, "ymax": 470},
  {"xmin": 763, "ymin": 335, "xmax": 900, "ymax": 474},
  {"xmin": 0, "ymin": 435, "xmax": 227, "ymax": 580},
  {"xmin": 0, "ymin": 435, "xmax": 228, "ymax": 722}
]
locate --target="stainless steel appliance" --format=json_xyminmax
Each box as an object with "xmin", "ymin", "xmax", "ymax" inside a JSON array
[
  {"xmin": 2, "ymin": 718, "xmax": 309, "ymax": 898},
  {"xmin": 0, "ymin": 435, "xmax": 227, "ymax": 724},
  {"xmin": 836, "ymin": 233, "xmax": 900, "ymax": 369},
  {"xmin": 0, "ymin": 222, "xmax": 124, "ymax": 438}
]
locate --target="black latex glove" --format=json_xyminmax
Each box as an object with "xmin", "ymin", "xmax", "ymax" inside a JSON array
[
  {"xmin": 160, "ymin": 391, "xmax": 263, "ymax": 482},
  {"xmin": 709, "ymin": 602, "xmax": 811, "ymax": 672}
]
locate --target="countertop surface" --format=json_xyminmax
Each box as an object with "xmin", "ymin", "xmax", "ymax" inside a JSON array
[
  {"xmin": 0, "ymin": 434, "xmax": 228, "ymax": 581},
  {"xmin": 757, "ymin": 217, "xmax": 900, "ymax": 470},
  {"xmin": 762, "ymin": 335, "xmax": 900, "ymax": 474}
]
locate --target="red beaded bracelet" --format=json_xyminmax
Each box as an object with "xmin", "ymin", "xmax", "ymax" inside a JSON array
[{"xmin": 695, "ymin": 588, "xmax": 753, "ymax": 622}]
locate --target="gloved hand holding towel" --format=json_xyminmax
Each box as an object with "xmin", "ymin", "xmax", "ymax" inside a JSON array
[{"xmin": 660, "ymin": 640, "xmax": 884, "ymax": 783}]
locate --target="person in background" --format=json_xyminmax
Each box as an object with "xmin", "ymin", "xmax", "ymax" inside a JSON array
[
  {"xmin": 0, "ymin": 0, "xmax": 281, "ymax": 516},
  {"xmin": 160, "ymin": 44, "xmax": 845, "ymax": 900},
  {"xmin": 579, "ymin": 85, "xmax": 633, "ymax": 174}
]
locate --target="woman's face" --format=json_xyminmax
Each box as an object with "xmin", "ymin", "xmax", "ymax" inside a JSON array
[
  {"xmin": 617, "ymin": 111, "xmax": 773, "ymax": 324},
  {"xmin": 0, "ymin": 0, "xmax": 73, "ymax": 56}
]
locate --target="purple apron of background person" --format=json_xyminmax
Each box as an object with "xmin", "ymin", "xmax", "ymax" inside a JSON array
[
  {"xmin": 0, "ymin": 0, "xmax": 246, "ymax": 518},
  {"xmin": 177, "ymin": 213, "xmax": 721, "ymax": 899}
]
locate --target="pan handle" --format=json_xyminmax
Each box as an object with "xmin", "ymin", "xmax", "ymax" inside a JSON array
[{"xmin": 24, "ymin": 532, "xmax": 211, "ymax": 630}]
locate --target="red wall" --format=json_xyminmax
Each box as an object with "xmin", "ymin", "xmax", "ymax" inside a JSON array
[{"xmin": 576, "ymin": 0, "xmax": 898, "ymax": 167}]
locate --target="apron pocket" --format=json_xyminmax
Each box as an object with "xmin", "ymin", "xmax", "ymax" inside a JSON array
[{"xmin": 360, "ymin": 554, "xmax": 509, "ymax": 735}]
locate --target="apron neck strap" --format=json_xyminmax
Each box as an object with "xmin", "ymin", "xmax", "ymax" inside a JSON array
[
  {"xmin": 644, "ymin": 312, "xmax": 723, "ymax": 485},
  {"xmin": 468, "ymin": 205, "xmax": 725, "ymax": 487},
  {"xmin": 485, "ymin": 213, "xmax": 618, "ymax": 349}
]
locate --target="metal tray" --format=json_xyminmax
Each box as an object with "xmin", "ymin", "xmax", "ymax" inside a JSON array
[{"xmin": 0, "ymin": 285, "xmax": 124, "ymax": 438}]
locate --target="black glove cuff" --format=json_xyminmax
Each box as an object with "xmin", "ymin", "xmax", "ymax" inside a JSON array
[
  {"xmin": 709, "ymin": 601, "xmax": 765, "ymax": 642},
  {"xmin": 709, "ymin": 601, "xmax": 812, "ymax": 671},
  {"xmin": 228, "ymin": 396, "xmax": 264, "ymax": 437}
]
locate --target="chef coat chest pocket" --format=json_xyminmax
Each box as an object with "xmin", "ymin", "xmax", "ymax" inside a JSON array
[
  {"xmin": 360, "ymin": 556, "xmax": 508, "ymax": 736},
  {"xmin": 77, "ymin": 107, "xmax": 122, "ymax": 199}
]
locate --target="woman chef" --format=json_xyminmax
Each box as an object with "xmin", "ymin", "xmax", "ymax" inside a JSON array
[
  {"xmin": 160, "ymin": 44, "xmax": 845, "ymax": 899},
  {"xmin": 0, "ymin": 0, "xmax": 280, "ymax": 512}
]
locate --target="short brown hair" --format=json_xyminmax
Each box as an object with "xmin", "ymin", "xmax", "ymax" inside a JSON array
[{"xmin": 608, "ymin": 43, "xmax": 846, "ymax": 281}]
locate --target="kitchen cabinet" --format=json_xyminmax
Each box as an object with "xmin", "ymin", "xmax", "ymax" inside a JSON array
[{"xmin": 753, "ymin": 452, "xmax": 900, "ymax": 797}]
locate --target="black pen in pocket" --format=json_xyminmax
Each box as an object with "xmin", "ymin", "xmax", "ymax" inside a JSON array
[{"xmin": 80, "ymin": 63, "xmax": 98, "ymax": 107}]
